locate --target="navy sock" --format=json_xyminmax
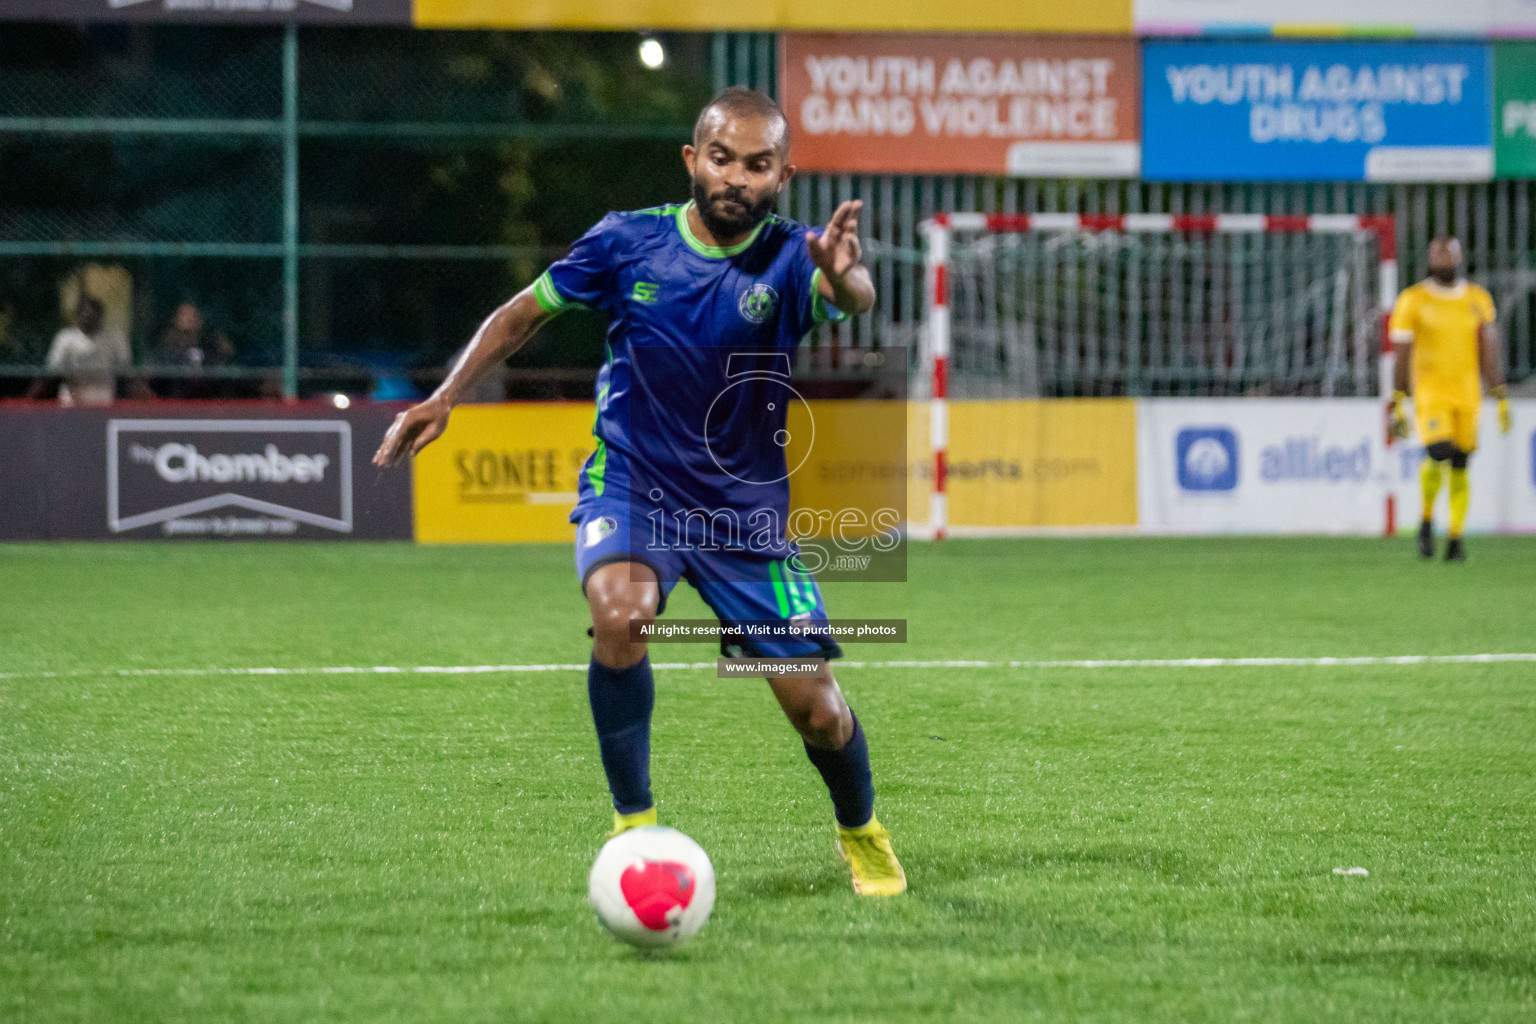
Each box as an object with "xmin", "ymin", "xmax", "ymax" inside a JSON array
[
  {"xmin": 587, "ymin": 655, "xmax": 655, "ymax": 814},
  {"xmin": 804, "ymin": 710, "xmax": 875, "ymax": 828}
]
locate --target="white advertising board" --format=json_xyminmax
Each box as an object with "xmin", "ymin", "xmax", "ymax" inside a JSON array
[
  {"xmin": 1138, "ymin": 399, "xmax": 1386, "ymax": 534},
  {"xmin": 1138, "ymin": 398, "xmax": 1536, "ymax": 534},
  {"xmin": 1388, "ymin": 399, "xmax": 1536, "ymax": 533}
]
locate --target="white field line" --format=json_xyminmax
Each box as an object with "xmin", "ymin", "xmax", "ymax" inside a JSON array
[{"xmin": 1, "ymin": 653, "xmax": 1534, "ymax": 682}]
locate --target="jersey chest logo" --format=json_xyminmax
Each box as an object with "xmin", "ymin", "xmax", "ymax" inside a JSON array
[{"xmin": 738, "ymin": 283, "xmax": 779, "ymax": 324}]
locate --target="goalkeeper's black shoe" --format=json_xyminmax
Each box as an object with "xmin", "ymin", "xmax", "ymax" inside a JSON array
[
  {"xmin": 1417, "ymin": 521, "xmax": 1435, "ymax": 560},
  {"xmin": 1445, "ymin": 537, "xmax": 1466, "ymax": 563}
]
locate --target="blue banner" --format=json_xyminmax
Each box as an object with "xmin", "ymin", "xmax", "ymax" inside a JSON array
[{"xmin": 1142, "ymin": 41, "xmax": 1492, "ymax": 182}]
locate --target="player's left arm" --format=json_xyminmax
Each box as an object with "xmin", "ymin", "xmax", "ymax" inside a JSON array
[
  {"xmin": 808, "ymin": 200, "xmax": 876, "ymax": 317},
  {"xmin": 1477, "ymin": 291, "xmax": 1511, "ymax": 433},
  {"xmin": 1387, "ymin": 289, "xmax": 1416, "ymax": 438}
]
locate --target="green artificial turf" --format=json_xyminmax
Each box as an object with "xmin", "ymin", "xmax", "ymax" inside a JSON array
[{"xmin": 2, "ymin": 538, "xmax": 1534, "ymax": 1022}]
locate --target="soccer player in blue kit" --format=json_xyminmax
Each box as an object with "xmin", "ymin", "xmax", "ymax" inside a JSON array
[{"xmin": 374, "ymin": 89, "xmax": 905, "ymax": 895}]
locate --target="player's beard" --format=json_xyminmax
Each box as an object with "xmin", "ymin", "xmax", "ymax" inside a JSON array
[
  {"xmin": 692, "ymin": 176, "xmax": 776, "ymax": 241},
  {"xmin": 1430, "ymin": 266, "xmax": 1458, "ymax": 285}
]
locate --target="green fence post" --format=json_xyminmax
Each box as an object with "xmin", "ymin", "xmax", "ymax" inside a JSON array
[{"xmin": 282, "ymin": 23, "xmax": 299, "ymax": 401}]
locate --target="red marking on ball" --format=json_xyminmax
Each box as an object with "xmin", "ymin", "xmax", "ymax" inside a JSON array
[{"xmin": 619, "ymin": 859, "xmax": 696, "ymax": 931}]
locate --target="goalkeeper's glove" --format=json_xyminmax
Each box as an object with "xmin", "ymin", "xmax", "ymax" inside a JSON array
[
  {"xmin": 1492, "ymin": 385, "xmax": 1512, "ymax": 434},
  {"xmin": 1389, "ymin": 390, "xmax": 1411, "ymax": 441}
]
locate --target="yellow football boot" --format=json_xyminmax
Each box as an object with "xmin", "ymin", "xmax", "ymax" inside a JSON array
[
  {"xmin": 835, "ymin": 816, "xmax": 907, "ymax": 896},
  {"xmin": 608, "ymin": 806, "xmax": 657, "ymax": 838}
]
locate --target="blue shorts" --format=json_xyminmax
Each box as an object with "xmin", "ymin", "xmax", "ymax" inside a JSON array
[{"xmin": 574, "ymin": 496, "xmax": 842, "ymax": 661}]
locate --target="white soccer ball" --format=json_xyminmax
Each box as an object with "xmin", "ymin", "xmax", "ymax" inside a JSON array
[{"xmin": 588, "ymin": 825, "xmax": 715, "ymax": 948}]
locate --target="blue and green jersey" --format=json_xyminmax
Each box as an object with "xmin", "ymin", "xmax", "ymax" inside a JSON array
[{"xmin": 538, "ymin": 201, "xmax": 848, "ymax": 540}]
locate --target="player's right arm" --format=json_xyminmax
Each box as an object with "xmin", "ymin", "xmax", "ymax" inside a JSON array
[
  {"xmin": 372, "ymin": 287, "xmax": 553, "ymax": 467},
  {"xmin": 1475, "ymin": 287, "xmax": 1511, "ymax": 433}
]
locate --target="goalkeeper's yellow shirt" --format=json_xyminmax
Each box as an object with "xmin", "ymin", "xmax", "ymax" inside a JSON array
[{"xmin": 1389, "ymin": 279, "xmax": 1494, "ymax": 405}]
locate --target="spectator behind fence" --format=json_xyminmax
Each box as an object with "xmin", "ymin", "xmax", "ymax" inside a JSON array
[
  {"xmin": 28, "ymin": 296, "xmax": 131, "ymax": 406},
  {"xmin": 153, "ymin": 301, "xmax": 236, "ymax": 398}
]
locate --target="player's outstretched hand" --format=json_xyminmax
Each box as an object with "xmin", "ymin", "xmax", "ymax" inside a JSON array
[
  {"xmin": 373, "ymin": 397, "xmax": 450, "ymax": 468},
  {"xmin": 808, "ymin": 199, "xmax": 864, "ymax": 283}
]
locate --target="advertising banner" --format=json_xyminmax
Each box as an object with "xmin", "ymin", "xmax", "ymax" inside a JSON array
[
  {"xmin": 1137, "ymin": 399, "xmax": 1387, "ymax": 534},
  {"xmin": 1495, "ymin": 43, "xmax": 1536, "ymax": 176},
  {"xmin": 411, "ymin": 403, "xmax": 596, "ymax": 544},
  {"xmin": 1136, "ymin": 0, "xmax": 1536, "ymax": 37},
  {"xmin": 0, "ymin": 405, "xmax": 413, "ymax": 540},
  {"xmin": 411, "ymin": 0, "xmax": 1131, "ymax": 33},
  {"xmin": 908, "ymin": 400, "xmax": 1138, "ymax": 531},
  {"xmin": 781, "ymin": 34, "xmax": 1140, "ymax": 177},
  {"xmin": 1138, "ymin": 398, "xmax": 1536, "ymax": 534},
  {"xmin": 1142, "ymin": 41, "xmax": 1493, "ymax": 182},
  {"xmin": 0, "ymin": 0, "xmax": 411, "ymax": 23},
  {"xmin": 1388, "ymin": 400, "xmax": 1536, "ymax": 533},
  {"xmin": 413, "ymin": 398, "xmax": 908, "ymax": 573}
]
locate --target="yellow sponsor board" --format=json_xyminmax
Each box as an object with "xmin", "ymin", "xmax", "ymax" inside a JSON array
[
  {"xmin": 413, "ymin": 0, "xmax": 1130, "ymax": 33},
  {"xmin": 414, "ymin": 399, "xmax": 906, "ymax": 543},
  {"xmin": 786, "ymin": 399, "xmax": 907, "ymax": 539},
  {"xmin": 908, "ymin": 399, "xmax": 1137, "ymax": 529},
  {"xmin": 413, "ymin": 403, "xmax": 596, "ymax": 543},
  {"xmin": 414, "ymin": 398, "xmax": 1132, "ymax": 542}
]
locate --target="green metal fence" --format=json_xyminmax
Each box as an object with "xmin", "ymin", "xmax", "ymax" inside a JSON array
[
  {"xmin": 0, "ymin": 24, "xmax": 712, "ymax": 398},
  {"xmin": 2, "ymin": 25, "xmax": 1532, "ymax": 400}
]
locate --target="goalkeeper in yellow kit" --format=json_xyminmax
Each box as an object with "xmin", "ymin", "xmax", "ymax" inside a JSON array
[{"xmin": 1389, "ymin": 237, "xmax": 1512, "ymax": 561}]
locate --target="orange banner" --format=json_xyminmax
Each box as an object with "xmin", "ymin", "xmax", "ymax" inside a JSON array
[{"xmin": 781, "ymin": 34, "xmax": 1140, "ymax": 177}]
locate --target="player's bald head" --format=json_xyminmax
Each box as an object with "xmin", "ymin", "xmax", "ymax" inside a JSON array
[
  {"xmin": 1428, "ymin": 236, "xmax": 1462, "ymax": 262},
  {"xmin": 1428, "ymin": 236, "xmax": 1463, "ymax": 283},
  {"xmin": 693, "ymin": 87, "xmax": 790, "ymax": 159}
]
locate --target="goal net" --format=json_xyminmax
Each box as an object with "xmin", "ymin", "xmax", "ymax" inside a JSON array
[{"xmin": 916, "ymin": 213, "xmax": 1397, "ymax": 537}]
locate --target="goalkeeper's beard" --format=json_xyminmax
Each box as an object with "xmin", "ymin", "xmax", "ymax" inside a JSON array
[{"xmin": 692, "ymin": 177, "xmax": 777, "ymax": 242}]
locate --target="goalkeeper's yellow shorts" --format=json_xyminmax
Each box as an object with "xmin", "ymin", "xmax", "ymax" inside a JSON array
[{"xmin": 1416, "ymin": 393, "xmax": 1480, "ymax": 453}]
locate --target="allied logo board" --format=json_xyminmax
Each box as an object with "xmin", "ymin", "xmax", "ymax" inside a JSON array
[
  {"xmin": 1138, "ymin": 399, "xmax": 1388, "ymax": 534},
  {"xmin": 1139, "ymin": 398, "xmax": 1536, "ymax": 535},
  {"xmin": 1142, "ymin": 41, "xmax": 1493, "ymax": 182},
  {"xmin": 1388, "ymin": 400, "xmax": 1536, "ymax": 534},
  {"xmin": 781, "ymin": 34, "xmax": 1140, "ymax": 177}
]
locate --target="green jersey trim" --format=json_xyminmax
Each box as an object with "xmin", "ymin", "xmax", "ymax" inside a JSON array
[
  {"xmin": 769, "ymin": 559, "xmax": 817, "ymax": 618},
  {"xmin": 586, "ymin": 380, "xmax": 611, "ymax": 496},
  {"xmin": 675, "ymin": 200, "xmax": 768, "ymax": 259},
  {"xmin": 810, "ymin": 268, "xmax": 851, "ymax": 325},
  {"xmin": 586, "ymin": 438, "xmax": 608, "ymax": 497},
  {"xmin": 768, "ymin": 559, "xmax": 792, "ymax": 618},
  {"xmin": 533, "ymin": 271, "xmax": 571, "ymax": 314}
]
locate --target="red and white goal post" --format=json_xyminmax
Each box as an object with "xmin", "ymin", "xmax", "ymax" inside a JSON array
[{"xmin": 920, "ymin": 212, "xmax": 1400, "ymax": 539}]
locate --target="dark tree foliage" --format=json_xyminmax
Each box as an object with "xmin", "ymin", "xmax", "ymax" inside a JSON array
[{"xmin": 0, "ymin": 23, "xmax": 713, "ymax": 379}]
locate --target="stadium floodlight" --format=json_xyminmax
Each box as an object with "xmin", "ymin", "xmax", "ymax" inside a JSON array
[
  {"xmin": 920, "ymin": 212, "xmax": 1400, "ymax": 540},
  {"xmin": 638, "ymin": 38, "xmax": 666, "ymax": 70}
]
